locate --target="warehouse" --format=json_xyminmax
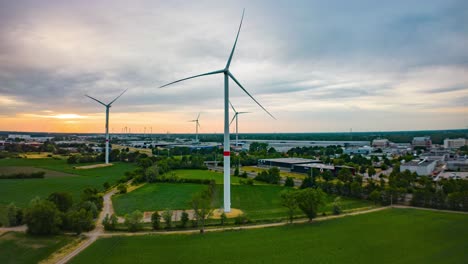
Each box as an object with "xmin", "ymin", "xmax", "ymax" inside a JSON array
[{"xmin": 257, "ymin": 158, "xmax": 321, "ymax": 170}]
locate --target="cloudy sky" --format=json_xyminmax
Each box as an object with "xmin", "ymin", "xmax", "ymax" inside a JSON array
[{"xmin": 0, "ymin": 0, "xmax": 467, "ymax": 133}]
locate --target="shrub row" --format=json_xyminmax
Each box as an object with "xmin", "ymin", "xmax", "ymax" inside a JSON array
[{"xmin": 0, "ymin": 171, "xmax": 45, "ymax": 179}]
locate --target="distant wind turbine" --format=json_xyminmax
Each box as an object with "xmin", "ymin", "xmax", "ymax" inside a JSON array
[
  {"xmin": 189, "ymin": 113, "xmax": 201, "ymax": 143},
  {"xmin": 160, "ymin": 9, "xmax": 275, "ymax": 212},
  {"xmin": 85, "ymin": 89, "xmax": 127, "ymax": 164},
  {"xmin": 230, "ymin": 101, "xmax": 250, "ymax": 147}
]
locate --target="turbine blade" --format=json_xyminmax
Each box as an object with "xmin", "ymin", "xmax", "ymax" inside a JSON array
[
  {"xmin": 228, "ymin": 71, "xmax": 276, "ymax": 120},
  {"xmin": 160, "ymin": 70, "xmax": 224, "ymax": 88},
  {"xmin": 225, "ymin": 9, "xmax": 245, "ymax": 69},
  {"xmin": 197, "ymin": 112, "xmax": 201, "ymax": 120},
  {"xmin": 85, "ymin": 95, "xmax": 107, "ymax": 106},
  {"xmin": 230, "ymin": 114, "xmax": 237, "ymax": 125},
  {"xmin": 238, "ymin": 111, "xmax": 251, "ymax": 114},
  {"xmin": 229, "ymin": 101, "xmax": 237, "ymax": 113},
  {"xmin": 109, "ymin": 88, "xmax": 128, "ymax": 105}
]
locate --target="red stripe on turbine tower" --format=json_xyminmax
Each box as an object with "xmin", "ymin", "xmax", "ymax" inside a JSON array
[{"xmin": 223, "ymin": 151, "xmax": 230, "ymax": 156}]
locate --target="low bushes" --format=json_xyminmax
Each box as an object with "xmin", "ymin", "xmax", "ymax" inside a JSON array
[{"xmin": 0, "ymin": 171, "xmax": 45, "ymax": 179}]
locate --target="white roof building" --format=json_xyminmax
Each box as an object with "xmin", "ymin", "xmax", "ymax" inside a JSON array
[
  {"xmin": 400, "ymin": 159, "xmax": 437, "ymax": 176},
  {"xmin": 443, "ymin": 138, "xmax": 467, "ymax": 149}
]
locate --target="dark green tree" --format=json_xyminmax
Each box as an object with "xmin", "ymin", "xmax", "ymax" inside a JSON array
[
  {"xmin": 151, "ymin": 211, "xmax": 161, "ymax": 230},
  {"xmin": 24, "ymin": 199, "xmax": 62, "ymax": 235},
  {"xmin": 48, "ymin": 192, "xmax": 73, "ymax": 212},
  {"xmin": 295, "ymin": 188, "xmax": 326, "ymax": 222},
  {"xmin": 280, "ymin": 190, "xmax": 298, "ymax": 223}
]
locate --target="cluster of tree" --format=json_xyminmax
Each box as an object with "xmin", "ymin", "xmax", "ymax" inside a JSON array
[
  {"xmin": 287, "ymin": 145, "xmax": 343, "ymax": 158},
  {"xmin": 195, "ymin": 130, "xmax": 466, "ymax": 144},
  {"xmin": 409, "ymin": 177, "xmax": 468, "ymax": 211},
  {"xmin": 122, "ymin": 154, "xmax": 209, "ymax": 184},
  {"xmin": 0, "ymin": 171, "xmax": 45, "ymax": 179},
  {"xmin": 255, "ymin": 167, "xmax": 281, "ymax": 184},
  {"xmin": 248, "ymin": 142, "xmax": 280, "ymax": 157},
  {"xmin": 23, "ymin": 189, "xmax": 103, "ymax": 235},
  {"xmin": 280, "ymin": 188, "xmax": 327, "ymax": 223},
  {"xmin": 67, "ymin": 148, "xmax": 142, "ymax": 164},
  {"xmin": 4, "ymin": 203, "xmax": 24, "ymax": 227}
]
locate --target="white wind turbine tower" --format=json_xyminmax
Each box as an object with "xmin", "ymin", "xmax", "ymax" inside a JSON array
[
  {"xmin": 85, "ymin": 89, "xmax": 127, "ymax": 164},
  {"xmin": 230, "ymin": 101, "xmax": 250, "ymax": 147},
  {"xmin": 189, "ymin": 113, "xmax": 201, "ymax": 144},
  {"xmin": 160, "ymin": 9, "xmax": 275, "ymax": 212}
]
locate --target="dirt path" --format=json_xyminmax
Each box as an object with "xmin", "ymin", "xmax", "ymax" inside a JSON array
[
  {"xmin": 54, "ymin": 189, "xmax": 116, "ymax": 264},
  {"xmin": 0, "ymin": 225, "xmax": 27, "ymax": 236},
  {"xmin": 44, "ymin": 196, "xmax": 468, "ymax": 263},
  {"xmin": 391, "ymin": 205, "xmax": 468, "ymax": 214}
]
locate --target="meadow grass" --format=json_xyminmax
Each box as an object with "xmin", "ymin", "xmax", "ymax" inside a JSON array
[
  {"xmin": 0, "ymin": 158, "xmax": 136, "ymax": 209},
  {"xmin": 171, "ymin": 169, "xmax": 242, "ymax": 184},
  {"xmin": 70, "ymin": 208, "xmax": 468, "ymax": 264},
  {"xmin": 0, "ymin": 232, "xmax": 74, "ymax": 264},
  {"xmin": 113, "ymin": 183, "xmax": 373, "ymax": 219}
]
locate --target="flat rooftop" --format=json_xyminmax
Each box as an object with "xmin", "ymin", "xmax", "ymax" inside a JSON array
[
  {"xmin": 401, "ymin": 160, "xmax": 435, "ymax": 167},
  {"xmin": 296, "ymin": 163, "xmax": 335, "ymax": 170}
]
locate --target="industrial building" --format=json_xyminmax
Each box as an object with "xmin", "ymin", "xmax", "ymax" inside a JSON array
[
  {"xmin": 412, "ymin": 136, "xmax": 432, "ymax": 149},
  {"xmin": 400, "ymin": 159, "xmax": 437, "ymax": 176},
  {"xmin": 258, "ymin": 158, "xmax": 321, "ymax": 169},
  {"xmin": 443, "ymin": 138, "xmax": 467, "ymax": 149},
  {"xmin": 446, "ymin": 159, "xmax": 468, "ymax": 172},
  {"xmin": 257, "ymin": 158, "xmax": 355, "ymax": 176},
  {"xmin": 344, "ymin": 146, "xmax": 372, "ymax": 155},
  {"xmin": 372, "ymin": 139, "xmax": 390, "ymax": 148}
]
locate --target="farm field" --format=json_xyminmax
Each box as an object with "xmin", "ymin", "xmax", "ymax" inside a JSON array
[
  {"xmin": 0, "ymin": 158, "xmax": 136, "ymax": 208},
  {"xmin": 0, "ymin": 232, "xmax": 74, "ymax": 264},
  {"xmin": 70, "ymin": 208, "xmax": 468, "ymax": 264},
  {"xmin": 113, "ymin": 183, "xmax": 373, "ymax": 219}
]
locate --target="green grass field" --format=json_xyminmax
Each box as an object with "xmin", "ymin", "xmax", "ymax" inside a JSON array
[
  {"xmin": 70, "ymin": 209, "xmax": 468, "ymax": 264},
  {"xmin": 0, "ymin": 158, "xmax": 136, "ymax": 208},
  {"xmin": 171, "ymin": 169, "xmax": 242, "ymax": 184},
  {"xmin": 113, "ymin": 183, "xmax": 373, "ymax": 219},
  {"xmin": 113, "ymin": 183, "xmax": 207, "ymax": 215},
  {"xmin": 0, "ymin": 232, "xmax": 74, "ymax": 264}
]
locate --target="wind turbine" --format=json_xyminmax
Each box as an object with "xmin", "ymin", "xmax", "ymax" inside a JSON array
[
  {"xmin": 230, "ymin": 101, "xmax": 250, "ymax": 147},
  {"xmin": 85, "ymin": 89, "xmax": 127, "ymax": 164},
  {"xmin": 189, "ymin": 113, "xmax": 201, "ymax": 144},
  {"xmin": 160, "ymin": 9, "xmax": 275, "ymax": 213}
]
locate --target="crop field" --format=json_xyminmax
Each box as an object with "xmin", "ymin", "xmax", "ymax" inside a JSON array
[
  {"xmin": 70, "ymin": 209, "xmax": 468, "ymax": 264},
  {"xmin": 113, "ymin": 183, "xmax": 373, "ymax": 219},
  {"xmin": 0, "ymin": 166, "xmax": 77, "ymax": 178},
  {"xmin": 0, "ymin": 158, "xmax": 136, "ymax": 208},
  {"xmin": 0, "ymin": 232, "xmax": 74, "ymax": 264}
]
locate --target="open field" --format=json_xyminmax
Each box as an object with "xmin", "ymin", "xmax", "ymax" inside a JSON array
[
  {"xmin": 0, "ymin": 166, "xmax": 77, "ymax": 178},
  {"xmin": 113, "ymin": 183, "xmax": 373, "ymax": 219},
  {"xmin": 70, "ymin": 208, "xmax": 468, "ymax": 264},
  {"xmin": 0, "ymin": 158, "xmax": 136, "ymax": 208},
  {"xmin": 113, "ymin": 183, "xmax": 207, "ymax": 215},
  {"xmin": 172, "ymin": 169, "xmax": 242, "ymax": 184},
  {"xmin": 113, "ymin": 145, "xmax": 153, "ymax": 156},
  {"xmin": 0, "ymin": 232, "xmax": 74, "ymax": 264},
  {"xmin": 242, "ymin": 166, "xmax": 306, "ymax": 180}
]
